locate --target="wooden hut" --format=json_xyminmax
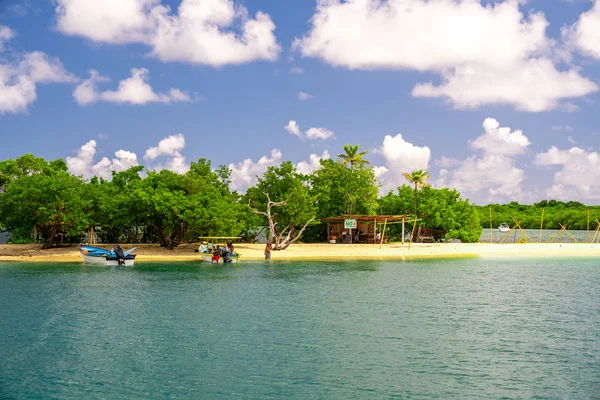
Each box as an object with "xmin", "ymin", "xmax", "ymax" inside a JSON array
[{"xmin": 322, "ymin": 215, "xmax": 409, "ymax": 244}]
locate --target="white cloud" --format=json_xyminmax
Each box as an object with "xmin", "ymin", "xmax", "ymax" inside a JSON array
[
  {"xmin": 305, "ymin": 127, "xmax": 333, "ymax": 140},
  {"xmin": 0, "ymin": 25, "xmax": 15, "ymax": 52},
  {"xmin": 445, "ymin": 154, "xmax": 526, "ymax": 200},
  {"xmin": 289, "ymin": 67, "xmax": 304, "ymax": 74},
  {"xmin": 411, "ymin": 59, "xmax": 597, "ymax": 112},
  {"xmin": 228, "ymin": 149, "xmax": 282, "ymax": 192},
  {"xmin": 535, "ymin": 146, "xmax": 600, "ymax": 200},
  {"xmin": 66, "ymin": 140, "xmax": 139, "ymax": 179},
  {"xmin": 144, "ymin": 133, "xmax": 185, "ymax": 160},
  {"xmin": 55, "ymin": 0, "xmax": 280, "ymax": 67},
  {"xmin": 75, "ymin": 68, "xmax": 191, "ymax": 106},
  {"xmin": 284, "ymin": 120, "xmax": 301, "ymax": 137},
  {"xmin": 565, "ymin": 0, "xmax": 600, "ymax": 60},
  {"xmin": 92, "ymin": 150, "xmax": 139, "ymax": 180},
  {"xmin": 296, "ymin": 150, "xmax": 330, "ymax": 175},
  {"xmin": 298, "ymin": 91, "xmax": 313, "ymax": 100},
  {"xmin": 567, "ymin": 136, "xmax": 577, "ymax": 145},
  {"xmin": 0, "ymin": 43, "xmax": 76, "ymax": 115},
  {"xmin": 285, "ymin": 120, "xmax": 334, "ymax": 140},
  {"xmin": 434, "ymin": 156, "xmax": 460, "ymax": 168},
  {"xmin": 144, "ymin": 133, "xmax": 189, "ymax": 174},
  {"xmin": 72, "ymin": 69, "xmax": 109, "ymax": 105},
  {"xmin": 294, "ymin": 0, "xmax": 598, "ymax": 111},
  {"xmin": 375, "ymin": 133, "xmax": 431, "ymax": 193},
  {"xmin": 437, "ymin": 118, "xmax": 531, "ymax": 202},
  {"xmin": 471, "ymin": 118, "xmax": 530, "ymax": 155}
]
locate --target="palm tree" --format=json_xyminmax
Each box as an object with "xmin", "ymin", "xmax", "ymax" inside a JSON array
[
  {"xmin": 336, "ymin": 144, "xmax": 370, "ymax": 170},
  {"xmin": 402, "ymin": 170, "xmax": 431, "ymax": 216}
]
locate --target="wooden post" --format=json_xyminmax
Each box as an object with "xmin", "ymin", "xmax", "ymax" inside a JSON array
[
  {"xmin": 327, "ymin": 222, "xmax": 330, "ymax": 243},
  {"xmin": 539, "ymin": 208, "xmax": 544, "ymax": 243},
  {"xmin": 379, "ymin": 219, "xmax": 388, "ymax": 249},
  {"xmin": 374, "ymin": 218, "xmax": 377, "ymax": 245},
  {"xmin": 489, "ymin": 207, "xmax": 493, "ymax": 243},
  {"xmin": 587, "ymin": 209, "xmax": 590, "ymax": 243},
  {"xmin": 401, "ymin": 219, "xmax": 405, "ymax": 245},
  {"xmin": 33, "ymin": 226, "xmax": 37, "ymax": 244}
]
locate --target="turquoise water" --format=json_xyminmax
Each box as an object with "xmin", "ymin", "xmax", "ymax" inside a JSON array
[{"xmin": 1, "ymin": 259, "xmax": 599, "ymax": 399}]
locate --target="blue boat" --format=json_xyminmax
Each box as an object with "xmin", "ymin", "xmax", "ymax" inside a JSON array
[{"xmin": 79, "ymin": 245, "xmax": 137, "ymax": 266}]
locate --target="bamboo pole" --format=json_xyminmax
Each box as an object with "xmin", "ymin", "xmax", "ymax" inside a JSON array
[
  {"xmin": 401, "ymin": 219, "xmax": 405, "ymax": 245},
  {"xmin": 379, "ymin": 219, "xmax": 388, "ymax": 249},
  {"xmin": 539, "ymin": 208, "xmax": 544, "ymax": 243},
  {"xmin": 489, "ymin": 207, "xmax": 493, "ymax": 243},
  {"xmin": 586, "ymin": 209, "xmax": 590, "ymax": 243},
  {"xmin": 560, "ymin": 223, "xmax": 579, "ymax": 243}
]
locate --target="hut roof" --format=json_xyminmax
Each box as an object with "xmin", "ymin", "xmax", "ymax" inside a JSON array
[{"xmin": 322, "ymin": 214, "xmax": 409, "ymax": 223}]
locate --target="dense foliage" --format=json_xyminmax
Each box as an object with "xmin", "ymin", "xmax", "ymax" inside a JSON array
[
  {"xmin": 380, "ymin": 186, "xmax": 482, "ymax": 243},
  {"xmin": 476, "ymin": 201, "xmax": 600, "ymax": 230},
  {"xmin": 4, "ymin": 145, "xmax": 569, "ymax": 249}
]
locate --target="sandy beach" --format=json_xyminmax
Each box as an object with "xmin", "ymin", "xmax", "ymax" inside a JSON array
[{"xmin": 1, "ymin": 242, "xmax": 599, "ymax": 263}]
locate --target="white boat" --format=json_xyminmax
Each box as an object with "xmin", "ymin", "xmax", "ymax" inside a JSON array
[
  {"xmin": 79, "ymin": 245, "xmax": 136, "ymax": 266},
  {"xmin": 498, "ymin": 223, "xmax": 510, "ymax": 233},
  {"xmin": 200, "ymin": 253, "xmax": 241, "ymax": 264},
  {"xmin": 198, "ymin": 236, "xmax": 241, "ymax": 264}
]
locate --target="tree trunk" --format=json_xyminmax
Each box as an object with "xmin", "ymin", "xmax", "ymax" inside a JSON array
[
  {"xmin": 41, "ymin": 226, "xmax": 60, "ymax": 249},
  {"xmin": 413, "ymin": 183, "xmax": 418, "ymax": 216},
  {"xmin": 276, "ymin": 218, "xmax": 315, "ymax": 250}
]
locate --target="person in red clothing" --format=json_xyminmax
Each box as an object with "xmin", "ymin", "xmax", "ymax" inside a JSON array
[{"xmin": 212, "ymin": 246, "xmax": 221, "ymax": 264}]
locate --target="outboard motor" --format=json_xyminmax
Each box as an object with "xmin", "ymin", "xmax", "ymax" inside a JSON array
[{"xmin": 113, "ymin": 245, "xmax": 125, "ymax": 266}]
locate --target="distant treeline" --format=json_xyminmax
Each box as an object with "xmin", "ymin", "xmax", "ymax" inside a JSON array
[{"xmin": 475, "ymin": 201, "xmax": 600, "ymax": 230}]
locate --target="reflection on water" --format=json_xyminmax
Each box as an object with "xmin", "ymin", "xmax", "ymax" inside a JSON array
[{"xmin": 1, "ymin": 259, "xmax": 599, "ymax": 399}]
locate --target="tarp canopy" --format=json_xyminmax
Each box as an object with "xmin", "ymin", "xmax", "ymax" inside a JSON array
[{"xmin": 322, "ymin": 215, "xmax": 409, "ymax": 224}]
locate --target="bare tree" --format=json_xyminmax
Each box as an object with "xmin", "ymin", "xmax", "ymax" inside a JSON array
[{"xmin": 250, "ymin": 192, "xmax": 315, "ymax": 250}]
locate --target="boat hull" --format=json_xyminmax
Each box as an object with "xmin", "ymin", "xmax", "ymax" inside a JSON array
[
  {"xmin": 80, "ymin": 253, "xmax": 135, "ymax": 266},
  {"xmin": 200, "ymin": 253, "xmax": 240, "ymax": 264}
]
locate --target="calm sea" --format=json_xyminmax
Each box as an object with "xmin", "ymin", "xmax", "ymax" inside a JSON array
[{"xmin": 1, "ymin": 259, "xmax": 599, "ymax": 399}]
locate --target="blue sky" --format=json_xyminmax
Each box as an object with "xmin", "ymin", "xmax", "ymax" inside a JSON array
[{"xmin": 1, "ymin": 0, "xmax": 600, "ymax": 204}]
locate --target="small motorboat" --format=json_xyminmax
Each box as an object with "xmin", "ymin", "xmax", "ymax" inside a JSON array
[
  {"xmin": 79, "ymin": 245, "xmax": 136, "ymax": 266},
  {"xmin": 198, "ymin": 236, "xmax": 241, "ymax": 264},
  {"xmin": 498, "ymin": 223, "xmax": 510, "ymax": 233}
]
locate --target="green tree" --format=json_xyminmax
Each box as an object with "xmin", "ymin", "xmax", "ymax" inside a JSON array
[
  {"xmin": 402, "ymin": 169, "xmax": 431, "ymax": 216},
  {"xmin": 0, "ymin": 168, "xmax": 90, "ymax": 248},
  {"xmin": 336, "ymin": 144, "xmax": 371, "ymax": 170},
  {"xmin": 245, "ymin": 162, "xmax": 316, "ymax": 249},
  {"xmin": 379, "ymin": 185, "xmax": 482, "ymax": 243},
  {"xmin": 311, "ymin": 159, "xmax": 379, "ymax": 218}
]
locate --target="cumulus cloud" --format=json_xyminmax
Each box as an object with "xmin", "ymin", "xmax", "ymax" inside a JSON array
[
  {"xmin": 228, "ymin": 149, "xmax": 282, "ymax": 192},
  {"xmin": 284, "ymin": 120, "xmax": 301, "ymax": 137},
  {"xmin": 284, "ymin": 120, "xmax": 334, "ymax": 140},
  {"xmin": 471, "ymin": 118, "xmax": 531, "ymax": 155},
  {"xmin": 375, "ymin": 133, "xmax": 431, "ymax": 193},
  {"xmin": 298, "ymin": 91, "xmax": 313, "ymax": 100},
  {"xmin": 66, "ymin": 140, "xmax": 139, "ymax": 179},
  {"xmin": 296, "ymin": 150, "xmax": 330, "ymax": 175},
  {"xmin": 0, "ymin": 30, "xmax": 76, "ymax": 115},
  {"xmin": 564, "ymin": 0, "xmax": 600, "ymax": 60},
  {"xmin": 305, "ymin": 127, "xmax": 333, "ymax": 140},
  {"xmin": 294, "ymin": 0, "xmax": 598, "ymax": 111},
  {"xmin": 72, "ymin": 70, "xmax": 110, "ymax": 105},
  {"xmin": 437, "ymin": 118, "xmax": 531, "ymax": 202},
  {"xmin": 143, "ymin": 133, "xmax": 189, "ymax": 174},
  {"xmin": 74, "ymin": 68, "xmax": 191, "ymax": 106},
  {"xmin": 0, "ymin": 25, "xmax": 15, "ymax": 52},
  {"xmin": 55, "ymin": 0, "xmax": 280, "ymax": 67},
  {"xmin": 535, "ymin": 146, "xmax": 600, "ymax": 200}
]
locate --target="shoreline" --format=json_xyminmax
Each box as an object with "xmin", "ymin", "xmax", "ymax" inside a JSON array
[{"xmin": 1, "ymin": 243, "xmax": 599, "ymax": 263}]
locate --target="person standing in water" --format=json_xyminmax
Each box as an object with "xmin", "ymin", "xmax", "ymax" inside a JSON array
[{"xmin": 264, "ymin": 241, "xmax": 272, "ymax": 260}]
